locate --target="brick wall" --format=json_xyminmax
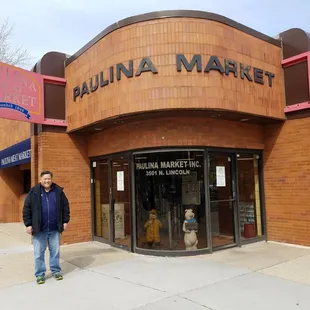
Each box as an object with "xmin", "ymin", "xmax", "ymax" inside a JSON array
[
  {"xmin": 0, "ymin": 118, "xmax": 31, "ymax": 223},
  {"xmin": 36, "ymin": 131, "xmax": 91, "ymax": 244},
  {"xmin": 88, "ymin": 116, "xmax": 264, "ymax": 157},
  {"xmin": 66, "ymin": 17, "xmax": 284, "ymax": 132},
  {"xmin": 31, "ymin": 135, "xmax": 39, "ymax": 186},
  {"xmin": 264, "ymin": 118, "xmax": 310, "ymax": 246},
  {"xmin": 0, "ymin": 118, "xmax": 30, "ymax": 150}
]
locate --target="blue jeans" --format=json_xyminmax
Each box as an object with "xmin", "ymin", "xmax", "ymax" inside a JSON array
[{"xmin": 33, "ymin": 231, "xmax": 61, "ymax": 277}]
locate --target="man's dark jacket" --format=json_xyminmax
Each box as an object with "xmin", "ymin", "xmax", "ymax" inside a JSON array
[{"xmin": 22, "ymin": 183, "xmax": 70, "ymax": 234}]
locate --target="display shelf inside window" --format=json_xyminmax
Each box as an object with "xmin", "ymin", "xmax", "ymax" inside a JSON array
[{"xmin": 239, "ymin": 202, "xmax": 255, "ymax": 232}]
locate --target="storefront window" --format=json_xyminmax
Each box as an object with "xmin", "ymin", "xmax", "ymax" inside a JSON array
[
  {"xmin": 237, "ymin": 154, "xmax": 263, "ymax": 240},
  {"xmin": 91, "ymin": 149, "xmax": 265, "ymax": 254},
  {"xmin": 134, "ymin": 150, "xmax": 206, "ymax": 251}
]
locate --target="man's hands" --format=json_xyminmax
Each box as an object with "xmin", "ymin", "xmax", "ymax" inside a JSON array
[
  {"xmin": 26, "ymin": 224, "xmax": 68, "ymax": 234},
  {"xmin": 26, "ymin": 226, "xmax": 32, "ymax": 235}
]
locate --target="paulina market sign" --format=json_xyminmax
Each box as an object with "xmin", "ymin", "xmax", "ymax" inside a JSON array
[
  {"xmin": 0, "ymin": 62, "xmax": 44, "ymax": 123},
  {"xmin": 135, "ymin": 159, "xmax": 202, "ymax": 177},
  {"xmin": 73, "ymin": 54, "xmax": 276, "ymax": 101}
]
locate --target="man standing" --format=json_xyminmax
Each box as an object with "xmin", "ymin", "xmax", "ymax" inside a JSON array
[{"xmin": 22, "ymin": 171, "xmax": 70, "ymax": 284}]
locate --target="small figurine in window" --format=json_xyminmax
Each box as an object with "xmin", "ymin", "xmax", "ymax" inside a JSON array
[
  {"xmin": 183, "ymin": 209, "xmax": 198, "ymax": 250},
  {"xmin": 144, "ymin": 209, "xmax": 162, "ymax": 249}
]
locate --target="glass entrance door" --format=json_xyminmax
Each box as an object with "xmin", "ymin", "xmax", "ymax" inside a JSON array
[
  {"xmin": 93, "ymin": 159, "xmax": 111, "ymax": 241},
  {"xmin": 92, "ymin": 156, "xmax": 131, "ymax": 250},
  {"xmin": 237, "ymin": 153, "xmax": 263, "ymax": 241},
  {"xmin": 208, "ymin": 152, "xmax": 237, "ymax": 248},
  {"xmin": 111, "ymin": 157, "xmax": 131, "ymax": 249}
]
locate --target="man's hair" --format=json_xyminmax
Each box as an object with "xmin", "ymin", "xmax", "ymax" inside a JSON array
[{"xmin": 40, "ymin": 170, "xmax": 53, "ymax": 178}]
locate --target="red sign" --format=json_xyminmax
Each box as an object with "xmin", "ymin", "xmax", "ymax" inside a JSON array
[{"xmin": 0, "ymin": 62, "xmax": 44, "ymax": 124}]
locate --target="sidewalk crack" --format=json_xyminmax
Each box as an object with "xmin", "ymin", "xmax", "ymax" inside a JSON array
[{"xmin": 179, "ymin": 296, "xmax": 214, "ymax": 309}]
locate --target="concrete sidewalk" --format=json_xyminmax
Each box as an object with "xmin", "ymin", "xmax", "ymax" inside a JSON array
[{"xmin": 1, "ymin": 223, "xmax": 310, "ymax": 310}]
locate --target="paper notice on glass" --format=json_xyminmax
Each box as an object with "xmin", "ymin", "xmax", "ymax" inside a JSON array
[
  {"xmin": 117, "ymin": 171, "xmax": 124, "ymax": 191},
  {"xmin": 216, "ymin": 166, "xmax": 226, "ymax": 187}
]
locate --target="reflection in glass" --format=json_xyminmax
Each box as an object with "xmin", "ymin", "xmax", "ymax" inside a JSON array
[
  {"xmin": 237, "ymin": 154, "xmax": 263, "ymax": 240},
  {"xmin": 134, "ymin": 151, "xmax": 206, "ymax": 251}
]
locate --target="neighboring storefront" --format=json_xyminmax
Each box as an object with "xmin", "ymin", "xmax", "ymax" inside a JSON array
[{"xmin": 1, "ymin": 10, "xmax": 310, "ymax": 254}]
